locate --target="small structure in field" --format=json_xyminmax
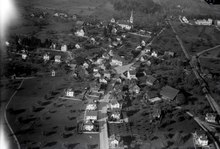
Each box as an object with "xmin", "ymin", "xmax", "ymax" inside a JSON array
[
  {"xmin": 43, "ymin": 53, "xmax": 50, "ymax": 61},
  {"xmin": 51, "ymin": 70, "xmax": 56, "ymax": 77},
  {"xmin": 65, "ymin": 88, "xmax": 74, "ymax": 97},
  {"xmin": 61, "ymin": 44, "xmax": 67, "ymax": 52}
]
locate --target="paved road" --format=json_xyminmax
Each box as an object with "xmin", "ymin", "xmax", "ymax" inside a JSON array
[{"xmin": 99, "ymin": 93, "xmax": 110, "ymax": 149}]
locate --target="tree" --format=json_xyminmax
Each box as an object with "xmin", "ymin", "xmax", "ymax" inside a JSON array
[{"xmin": 175, "ymin": 93, "xmax": 186, "ymax": 105}]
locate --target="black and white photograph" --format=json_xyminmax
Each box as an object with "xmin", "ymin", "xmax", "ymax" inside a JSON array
[{"xmin": 0, "ymin": 0, "xmax": 220, "ymax": 149}]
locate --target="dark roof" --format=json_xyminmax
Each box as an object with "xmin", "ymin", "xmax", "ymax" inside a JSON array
[
  {"xmin": 146, "ymin": 75, "xmax": 157, "ymax": 84},
  {"xmin": 160, "ymin": 86, "xmax": 179, "ymax": 100},
  {"xmin": 86, "ymin": 111, "xmax": 98, "ymax": 117}
]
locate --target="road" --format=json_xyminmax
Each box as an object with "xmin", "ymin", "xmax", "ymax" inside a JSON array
[
  {"xmin": 196, "ymin": 45, "xmax": 220, "ymax": 57},
  {"xmin": 99, "ymin": 93, "xmax": 110, "ymax": 149}
]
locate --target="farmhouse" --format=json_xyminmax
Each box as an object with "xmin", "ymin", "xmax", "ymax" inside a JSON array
[
  {"xmin": 193, "ymin": 130, "xmax": 209, "ymax": 147},
  {"xmin": 160, "ymin": 86, "xmax": 179, "ymax": 101},
  {"xmin": 85, "ymin": 111, "xmax": 98, "ymax": 121},
  {"xmin": 65, "ymin": 88, "xmax": 74, "ymax": 97}
]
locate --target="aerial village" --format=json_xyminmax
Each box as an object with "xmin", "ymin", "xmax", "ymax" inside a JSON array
[{"xmin": 3, "ymin": 3, "xmax": 220, "ymax": 149}]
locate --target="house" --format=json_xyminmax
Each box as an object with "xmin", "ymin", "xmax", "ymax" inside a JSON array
[
  {"xmin": 125, "ymin": 69, "xmax": 137, "ymax": 80},
  {"xmin": 205, "ymin": 113, "xmax": 218, "ymax": 123},
  {"xmin": 109, "ymin": 98, "xmax": 121, "ymax": 109},
  {"xmin": 141, "ymin": 40, "xmax": 146, "ymax": 47},
  {"xmin": 61, "ymin": 44, "xmax": 67, "ymax": 52},
  {"xmin": 104, "ymin": 72, "xmax": 111, "ymax": 79},
  {"xmin": 54, "ymin": 55, "xmax": 61, "ymax": 63},
  {"xmin": 102, "ymin": 53, "xmax": 110, "ymax": 59},
  {"xmin": 83, "ymin": 62, "xmax": 89, "ymax": 69},
  {"xmin": 51, "ymin": 43, "xmax": 56, "ymax": 49},
  {"xmin": 99, "ymin": 77, "xmax": 108, "ymax": 84},
  {"xmin": 65, "ymin": 88, "xmax": 74, "ymax": 97},
  {"xmin": 75, "ymin": 43, "xmax": 81, "ymax": 49},
  {"xmin": 93, "ymin": 68, "xmax": 99, "ymax": 73},
  {"xmin": 86, "ymin": 101, "xmax": 97, "ymax": 110},
  {"xmin": 75, "ymin": 29, "xmax": 85, "ymax": 37},
  {"xmin": 193, "ymin": 130, "xmax": 209, "ymax": 147},
  {"xmin": 195, "ymin": 18, "xmax": 212, "ymax": 26},
  {"xmin": 160, "ymin": 86, "xmax": 179, "ymax": 101},
  {"xmin": 43, "ymin": 53, "xmax": 50, "ymax": 61},
  {"xmin": 110, "ymin": 109, "xmax": 121, "ymax": 120},
  {"xmin": 85, "ymin": 111, "xmax": 98, "ymax": 121},
  {"xmin": 51, "ymin": 70, "xmax": 56, "ymax": 77},
  {"xmin": 21, "ymin": 53, "xmax": 27, "ymax": 60},
  {"xmin": 109, "ymin": 134, "xmax": 120, "ymax": 148},
  {"xmin": 110, "ymin": 59, "xmax": 123, "ymax": 67},
  {"xmin": 164, "ymin": 51, "xmax": 175, "ymax": 57},
  {"xmin": 110, "ymin": 18, "xmax": 116, "ymax": 23},
  {"xmin": 83, "ymin": 120, "xmax": 94, "ymax": 131},
  {"xmin": 111, "ymin": 27, "xmax": 117, "ymax": 35},
  {"xmin": 76, "ymin": 21, "xmax": 84, "ymax": 26},
  {"xmin": 146, "ymin": 75, "xmax": 157, "ymax": 86}
]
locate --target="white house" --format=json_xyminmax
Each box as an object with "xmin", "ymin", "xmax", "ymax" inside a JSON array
[
  {"xmin": 85, "ymin": 111, "xmax": 98, "ymax": 121},
  {"xmin": 75, "ymin": 29, "xmax": 85, "ymax": 37},
  {"xmin": 43, "ymin": 53, "xmax": 50, "ymax": 61},
  {"xmin": 194, "ymin": 131, "xmax": 209, "ymax": 147},
  {"xmin": 75, "ymin": 43, "xmax": 81, "ymax": 49},
  {"xmin": 151, "ymin": 51, "xmax": 158, "ymax": 57},
  {"xmin": 21, "ymin": 53, "xmax": 27, "ymax": 60},
  {"xmin": 148, "ymin": 97, "xmax": 162, "ymax": 103},
  {"xmin": 141, "ymin": 40, "xmax": 146, "ymax": 47},
  {"xmin": 109, "ymin": 98, "xmax": 120, "ymax": 109},
  {"xmin": 83, "ymin": 121, "xmax": 94, "ymax": 131},
  {"xmin": 61, "ymin": 44, "xmax": 67, "ymax": 52},
  {"xmin": 99, "ymin": 78, "xmax": 107, "ymax": 84},
  {"xmin": 110, "ymin": 111, "xmax": 121, "ymax": 120},
  {"xmin": 86, "ymin": 102, "xmax": 97, "ymax": 110},
  {"xmin": 65, "ymin": 88, "xmax": 74, "ymax": 97},
  {"xmin": 110, "ymin": 59, "xmax": 123, "ymax": 66},
  {"xmin": 54, "ymin": 55, "xmax": 61, "ymax": 63}
]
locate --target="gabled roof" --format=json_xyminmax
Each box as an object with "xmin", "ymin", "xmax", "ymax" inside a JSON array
[
  {"xmin": 160, "ymin": 86, "xmax": 179, "ymax": 100},
  {"xmin": 86, "ymin": 111, "xmax": 98, "ymax": 117},
  {"xmin": 146, "ymin": 75, "xmax": 157, "ymax": 84}
]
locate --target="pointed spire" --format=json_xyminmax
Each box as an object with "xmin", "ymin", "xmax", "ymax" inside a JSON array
[{"xmin": 130, "ymin": 10, "xmax": 133, "ymax": 24}]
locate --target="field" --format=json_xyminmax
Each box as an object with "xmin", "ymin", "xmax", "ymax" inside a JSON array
[{"xmin": 6, "ymin": 76, "xmax": 99, "ymax": 149}]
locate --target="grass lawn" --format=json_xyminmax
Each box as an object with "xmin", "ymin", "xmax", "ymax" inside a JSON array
[{"xmin": 6, "ymin": 76, "xmax": 99, "ymax": 149}]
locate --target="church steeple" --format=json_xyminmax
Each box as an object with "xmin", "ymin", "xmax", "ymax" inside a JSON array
[{"xmin": 129, "ymin": 10, "xmax": 134, "ymax": 24}]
